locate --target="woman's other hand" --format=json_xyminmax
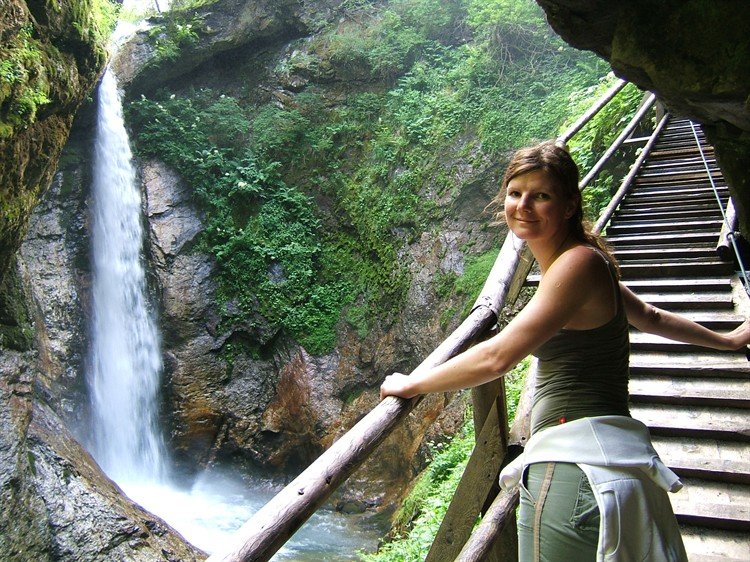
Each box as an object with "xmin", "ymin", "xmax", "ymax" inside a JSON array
[
  {"xmin": 727, "ymin": 318, "xmax": 750, "ymax": 350},
  {"xmin": 380, "ymin": 372, "xmax": 417, "ymax": 401}
]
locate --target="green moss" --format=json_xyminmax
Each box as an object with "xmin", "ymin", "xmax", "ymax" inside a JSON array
[
  {"xmin": 0, "ymin": 265, "xmax": 34, "ymax": 351},
  {"xmin": 0, "ymin": 25, "xmax": 52, "ymax": 138}
]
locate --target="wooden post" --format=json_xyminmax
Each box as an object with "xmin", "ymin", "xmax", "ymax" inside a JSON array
[
  {"xmin": 424, "ymin": 399, "xmax": 507, "ymax": 562},
  {"xmin": 716, "ymin": 198, "xmax": 738, "ymax": 261},
  {"xmin": 426, "ymin": 230, "xmax": 535, "ymax": 561}
]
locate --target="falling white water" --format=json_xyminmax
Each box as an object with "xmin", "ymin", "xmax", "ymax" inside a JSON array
[
  {"xmin": 88, "ymin": 66, "xmax": 168, "ymax": 487},
  {"xmin": 83, "ymin": 15, "xmax": 381, "ymax": 559}
]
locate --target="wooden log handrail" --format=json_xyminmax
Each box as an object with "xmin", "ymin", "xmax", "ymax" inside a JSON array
[
  {"xmin": 206, "ymin": 260, "xmax": 516, "ymax": 561},
  {"xmin": 594, "ymin": 111, "xmax": 670, "ymax": 233},
  {"xmin": 579, "ymin": 93, "xmax": 656, "ymax": 190},
  {"xmin": 206, "ymin": 80, "xmax": 656, "ymax": 562},
  {"xmin": 556, "ymin": 79, "xmax": 627, "ymax": 146}
]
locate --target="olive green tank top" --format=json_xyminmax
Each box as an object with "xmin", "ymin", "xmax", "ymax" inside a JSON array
[{"xmin": 530, "ymin": 249, "xmax": 630, "ymax": 435}]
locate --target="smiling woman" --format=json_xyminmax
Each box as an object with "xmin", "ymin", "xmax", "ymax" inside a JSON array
[
  {"xmin": 504, "ymin": 169, "xmax": 576, "ymax": 244},
  {"xmin": 380, "ymin": 141, "xmax": 750, "ymax": 561}
]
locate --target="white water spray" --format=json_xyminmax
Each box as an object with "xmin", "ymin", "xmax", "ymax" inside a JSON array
[{"xmin": 87, "ymin": 67, "xmax": 168, "ymax": 487}]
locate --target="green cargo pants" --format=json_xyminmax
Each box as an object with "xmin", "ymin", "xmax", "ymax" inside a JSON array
[{"xmin": 518, "ymin": 462, "xmax": 600, "ymax": 562}]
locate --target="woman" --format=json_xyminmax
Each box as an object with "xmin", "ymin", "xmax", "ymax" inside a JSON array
[{"xmin": 380, "ymin": 141, "xmax": 750, "ymax": 561}]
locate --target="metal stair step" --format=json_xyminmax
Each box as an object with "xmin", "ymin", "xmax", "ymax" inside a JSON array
[
  {"xmin": 615, "ymin": 247, "xmax": 720, "ymax": 261},
  {"xmin": 629, "ymin": 352, "xmax": 750, "ymax": 379},
  {"xmin": 625, "ymin": 292, "xmax": 735, "ymax": 310},
  {"xmin": 623, "ymin": 278, "xmax": 733, "ymax": 293},
  {"xmin": 618, "ymin": 196, "xmax": 728, "ymax": 211},
  {"xmin": 679, "ymin": 526, "xmax": 750, "ymax": 562},
  {"xmin": 641, "ymin": 156, "xmax": 718, "ymax": 171},
  {"xmin": 607, "ymin": 219, "xmax": 723, "ymax": 236},
  {"xmin": 619, "ymin": 261, "xmax": 734, "ymax": 279},
  {"xmin": 650, "ymin": 436, "xmax": 750, "ymax": 485},
  {"xmin": 626, "ymin": 185, "xmax": 727, "ymax": 199},
  {"xmin": 630, "ymin": 334, "xmax": 740, "ymax": 352},
  {"xmin": 613, "ymin": 208, "xmax": 722, "ymax": 222},
  {"xmin": 605, "ymin": 232, "xmax": 719, "ymax": 246},
  {"xmin": 630, "ymin": 311, "xmax": 745, "ymax": 331}
]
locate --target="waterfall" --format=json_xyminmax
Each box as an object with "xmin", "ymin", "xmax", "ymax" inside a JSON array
[
  {"xmin": 87, "ymin": 67, "xmax": 168, "ymax": 486},
  {"xmin": 81, "ymin": 16, "xmax": 379, "ymax": 558}
]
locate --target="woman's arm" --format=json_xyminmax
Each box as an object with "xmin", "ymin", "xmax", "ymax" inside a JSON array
[
  {"xmin": 380, "ymin": 247, "xmax": 607, "ymax": 400},
  {"xmin": 620, "ymin": 282, "xmax": 750, "ymax": 351}
]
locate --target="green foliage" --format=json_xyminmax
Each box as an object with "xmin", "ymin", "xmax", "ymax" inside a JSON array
[
  {"xmin": 128, "ymin": 91, "xmax": 354, "ymax": 354},
  {"xmin": 505, "ymin": 356, "xmax": 529, "ymax": 425},
  {"xmin": 0, "ymin": 0, "xmax": 116, "ymax": 138},
  {"xmin": 361, "ymin": 405, "xmax": 476, "ymax": 562},
  {"xmin": 454, "ymin": 249, "xmax": 500, "ymax": 302},
  {"xmin": 435, "ymin": 248, "xmax": 501, "ymax": 322},
  {"xmin": 147, "ymin": 8, "xmax": 203, "ymax": 63},
  {"xmin": 317, "ymin": 0, "xmax": 464, "ymax": 83},
  {"xmin": 0, "ymin": 25, "xmax": 51, "ymax": 137},
  {"xmin": 126, "ymin": 0, "xmax": 615, "ymax": 355},
  {"xmin": 89, "ymin": 0, "xmax": 120, "ymax": 45}
]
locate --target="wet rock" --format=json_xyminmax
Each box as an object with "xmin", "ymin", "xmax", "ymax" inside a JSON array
[{"xmin": 0, "ymin": 350, "xmax": 205, "ymax": 562}]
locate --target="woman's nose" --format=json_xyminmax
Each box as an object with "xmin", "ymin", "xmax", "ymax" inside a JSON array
[{"xmin": 517, "ymin": 194, "xmax": 531, "ymax": 211}]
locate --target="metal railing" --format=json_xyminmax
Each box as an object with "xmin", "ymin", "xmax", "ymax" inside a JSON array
[
  {"xmin": 206, "ymin": 80, "xmax": 658, "ymax": 562},
  {"xmin": 688, "ymin": 121, "xmax": 750, "ymax": 295}
]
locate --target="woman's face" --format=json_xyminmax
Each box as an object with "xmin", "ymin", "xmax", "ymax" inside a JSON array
[{"xmin": 504, "ymin": 169, "xmax": 577, "ymax": 242}]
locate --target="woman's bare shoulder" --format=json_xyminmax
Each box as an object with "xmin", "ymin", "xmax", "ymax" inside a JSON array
[
  {"xmin": 556, "ymin": 244, "xmax": 608, "ymax": 272},
  {"xmin": 542, "ymin": 244, "xmax": 610, "ymax": 290}
]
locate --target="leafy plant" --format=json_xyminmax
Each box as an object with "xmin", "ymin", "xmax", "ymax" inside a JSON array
[
  {"xmin": 146, "ymin": 9, "xmax": 203, "ymax": 63},
  {"xmin": 126, "ymin": 0, "xmax": 614, "ymax": 357}
]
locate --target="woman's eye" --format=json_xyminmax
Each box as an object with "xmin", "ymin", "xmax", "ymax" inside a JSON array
[
  {"xmin": 508, "ymin": 191, "xmax": 521, "ymax": 198},
  {"xmin": 535, "ymin": 192, "xmax": 551, "ymax": 200}
]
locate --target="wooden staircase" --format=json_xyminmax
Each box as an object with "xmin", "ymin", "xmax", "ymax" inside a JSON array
[{"xmin": 605, "ymin": 118, "xmax": 750, "ymax": 562}]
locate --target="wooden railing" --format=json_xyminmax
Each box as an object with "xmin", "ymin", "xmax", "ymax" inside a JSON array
[{"xmin": 207, "ymin": 78, "xmax": 658, "ymax": 562}]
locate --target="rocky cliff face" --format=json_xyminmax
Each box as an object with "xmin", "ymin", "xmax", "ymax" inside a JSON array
[
  {"xmin": 12, "ymin": 0, "xmax": 492, "ymax": 531},
  {"xmin": 1, "ymin": 2, "xmax": 207, "ymax": 559},
  {"xmin": 536, "ymin": 0, "xmax": 750, "ymax": 236},
  {"xmin": 114, "ymin": 0, "xmax": 346, "ymax": 95},
  {"xmin": 138, "ymin": 142, "xmax": 486, "ymax": 506},
  {"xmin": 0, "ymin": 350, "xmax": 204, "ymax": 562}
]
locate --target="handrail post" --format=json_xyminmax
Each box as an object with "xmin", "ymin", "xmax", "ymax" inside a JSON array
[{"xmin": 556, "ymin": 79, "xmax": 627, "ymax": 146}]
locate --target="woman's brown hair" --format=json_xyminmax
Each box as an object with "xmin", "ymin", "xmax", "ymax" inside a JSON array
[{"xmin": 490, "ymin": 140, "xmax": 620, "ymax": 277}]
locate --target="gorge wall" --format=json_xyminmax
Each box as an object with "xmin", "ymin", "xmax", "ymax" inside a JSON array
[
  {"xmin": 3, "ymin": 0, "xmax": 750, "ymax": 560},
  {"xmin": 537, "ymin": 0, "xmax": 750, "ymax": 236},
  {"xmin": 0, "ymin": 1, "xmax": 204, "ymax": 560}
]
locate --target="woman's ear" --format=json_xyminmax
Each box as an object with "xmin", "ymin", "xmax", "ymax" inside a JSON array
[{"xmin": 564, "ymin": 197, "xmax": 578, "ymax": 219}]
